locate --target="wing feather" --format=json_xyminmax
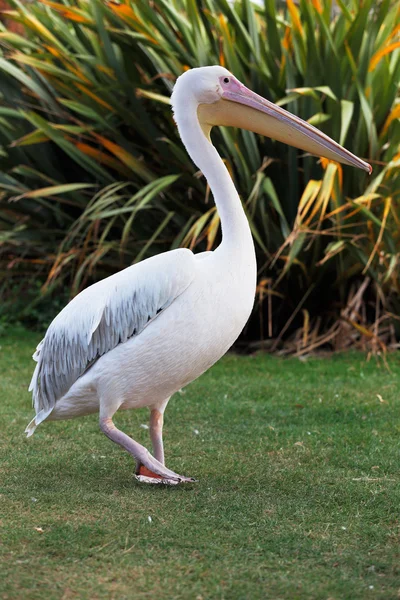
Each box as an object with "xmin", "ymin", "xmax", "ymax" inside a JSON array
[{"xmin": 29, "ymin": 248, "xmax": 195, "ymax": 423}]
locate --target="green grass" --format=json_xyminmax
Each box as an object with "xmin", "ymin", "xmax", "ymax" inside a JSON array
[{"xmin": 1, "ymin": 329, "xmax": 399, "ymax": 599}]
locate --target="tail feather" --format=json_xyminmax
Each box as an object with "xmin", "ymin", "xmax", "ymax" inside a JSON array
[
  {"xmin": 25, "ymin": 416, "xmax": 37, "ymax": 438},
  {"xmin": 27, "ymin": 338, "xmax": 54, "ymax": 437},
  {"xmin": 25, "ymin": 407, "xmax": 53, "ymax": 438}
]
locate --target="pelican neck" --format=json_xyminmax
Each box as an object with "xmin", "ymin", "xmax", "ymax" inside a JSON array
[{"xmin": 174, "ymin": 103, "xmax": 254, "ymax": 252}]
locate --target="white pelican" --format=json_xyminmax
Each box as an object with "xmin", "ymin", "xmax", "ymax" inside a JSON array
[{"xmin": 26, "ymin": 66, "xmax": 371, "ymax": 484}]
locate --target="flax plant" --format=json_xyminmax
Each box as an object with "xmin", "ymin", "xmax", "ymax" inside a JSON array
[{"xmin": 0, "ymin": 0, "xmax": 399, "ymax": 350}]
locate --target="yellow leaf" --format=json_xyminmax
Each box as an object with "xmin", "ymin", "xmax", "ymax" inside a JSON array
[
  {"xmin": 136, "ymin": 89, "xmax": 170, "ymax": 104},
  {"xmin": 381, "ymin": 103, "xmax": 400, "ymax": 136},
  {"xmin": 363, "ymin": 196, "xmax": 392, "ymax": 273},
  {"xmin": 12, "ymin": 129, "xmax": 49, "ymax": 146},
  {"xmin": 206, "ymin": 210, "xmax": 220, "ymax": 250},
  {"xmin": 297, "ymin": 180, "xmax": 322, "ymax": 223},
  {"xmin": 306, "ymin": 164, "xmax": 337, "ymax": 225},
  {"xmin": 325, "ymin": 194, "xmax": 380, "ymax": 220},
  {"xmin": 219, "ymin": 13, "xmax": 231, "ymax": 40},
  {"xmin": 352, "ymin": 193, "xmax": 381, "ymax": 206},
  {"xmin": 348, "ymin": 321, "xmax": 374, "ymax": 338},
  {"xmin": 182, "ymin": 208, "xmax": 215, "ymax": 249},
  {"xmin": 319, "ymin": 158, "xmax": 343, "ymax": 201},
  {"xmin": 24, "ymin": 14, "xmax": 62, "ymax": 47}
]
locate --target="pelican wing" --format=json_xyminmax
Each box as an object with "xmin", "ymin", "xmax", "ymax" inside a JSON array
[{"xmin": 29, "ymin": 248, "xmax": 196, "ymax": 423}]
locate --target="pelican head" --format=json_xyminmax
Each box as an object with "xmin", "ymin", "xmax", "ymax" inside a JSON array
[{"xmin": 172, "ymin": 66, "xmax": 371, "ymax": 174}]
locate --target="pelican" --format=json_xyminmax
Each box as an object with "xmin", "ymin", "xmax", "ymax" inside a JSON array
[{"xmin": 26, "ymin": 66, "xmax": 371, "ymax": 484}]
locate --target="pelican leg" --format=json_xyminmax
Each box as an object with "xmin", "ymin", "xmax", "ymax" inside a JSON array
[
  {"xmin": 149, "ymin": 399, "xmax": 169, "ymax": 464},
  {"xmin": 99, "ymin": 417, "xmax": 195, "ymax": 484}
]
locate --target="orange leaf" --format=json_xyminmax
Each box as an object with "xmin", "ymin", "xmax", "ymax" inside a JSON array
[
  {"xmin": 219, "ymin": 13, "xmax": 231, "ymax": 40},
  {"xmin": 65, "ymin": 64, "xmax": 92, "ymax": 85},
  {"xmin": 219, "ymin": 44, "xmax": 225, "ymax": 68},
  {"xmin": 96, "ymin": 64, "xmax": 116, "ymax": 79},
  {"xmin": 369, "ymin": 42, "xmax": 400, "ymax": 71},
  {"xmin": 282, "ymin": 25, "xmax": 291, "ymax": 51},
  {"xmin": 107, "ymin": 2, "xmax": 138, "ymax": 22},
  {"xmin": 44, "ymin": 44, "xmax": 63, "ymax": 59},
  {"xmin": 287, "ymin": 0, "xmax": 304, "ymax": 37},
  {"xmin": 40, "ymin": 1, "xmax": 92, "ymax": 24},
  {"xmin": 311, "ymin": 0, "xmax": 322, "ymax": 14},
  {"xmin": 107, "ymin": 1, "xmax": 158, "ymax": 43},
  {"xmin": 74, "ymin": 141, "xmax": 131, "ymax": 176},
  {"xmin": 94, "ymin": 134, "xmax": 153, "ymax": 180},
  {"xmin": 75, "ymin": 83, "xmax": 114, "ymax": 111}
]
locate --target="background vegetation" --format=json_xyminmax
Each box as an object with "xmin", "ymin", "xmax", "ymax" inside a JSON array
[{"xmin": 0, "ymin": 0, "xmax": 399, "ymax": 352}]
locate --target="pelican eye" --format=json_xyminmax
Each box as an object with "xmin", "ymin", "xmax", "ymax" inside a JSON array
[{"xmin": 223, "ymin": 77, "xmax": 230, "ymax": 84}]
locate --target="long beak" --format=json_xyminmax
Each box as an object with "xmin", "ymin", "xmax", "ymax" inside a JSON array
[{"xmin": 198, "ymin": 81, "xmax": 372, "ymax": 174}]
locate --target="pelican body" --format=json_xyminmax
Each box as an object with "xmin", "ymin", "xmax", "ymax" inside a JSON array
[{"xmin": 26, "ymin": 67, "xmax": 371, "ymax": 484}]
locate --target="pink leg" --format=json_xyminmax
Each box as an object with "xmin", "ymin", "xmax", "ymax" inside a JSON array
[
  {"xmin": 150, "ymin": 409, "xmax": 164, "ymax": 464},
  {"xmin": 99, "ymin": 417, "xmax": 195, "ymax": 483}
]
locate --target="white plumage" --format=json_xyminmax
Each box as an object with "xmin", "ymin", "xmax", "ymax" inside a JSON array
[
  {"xmin": 26, "ymin": 66, "xmax": 370, "ymax": 484},
  {"xmin": 28, "ymin": 248, "xmax": 196, "ymax": 427}
]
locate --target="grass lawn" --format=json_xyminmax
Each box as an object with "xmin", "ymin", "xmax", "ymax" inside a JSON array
[{"xmin": 0, "ymin": 328, "xmax": 399, "ymax": 599}]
